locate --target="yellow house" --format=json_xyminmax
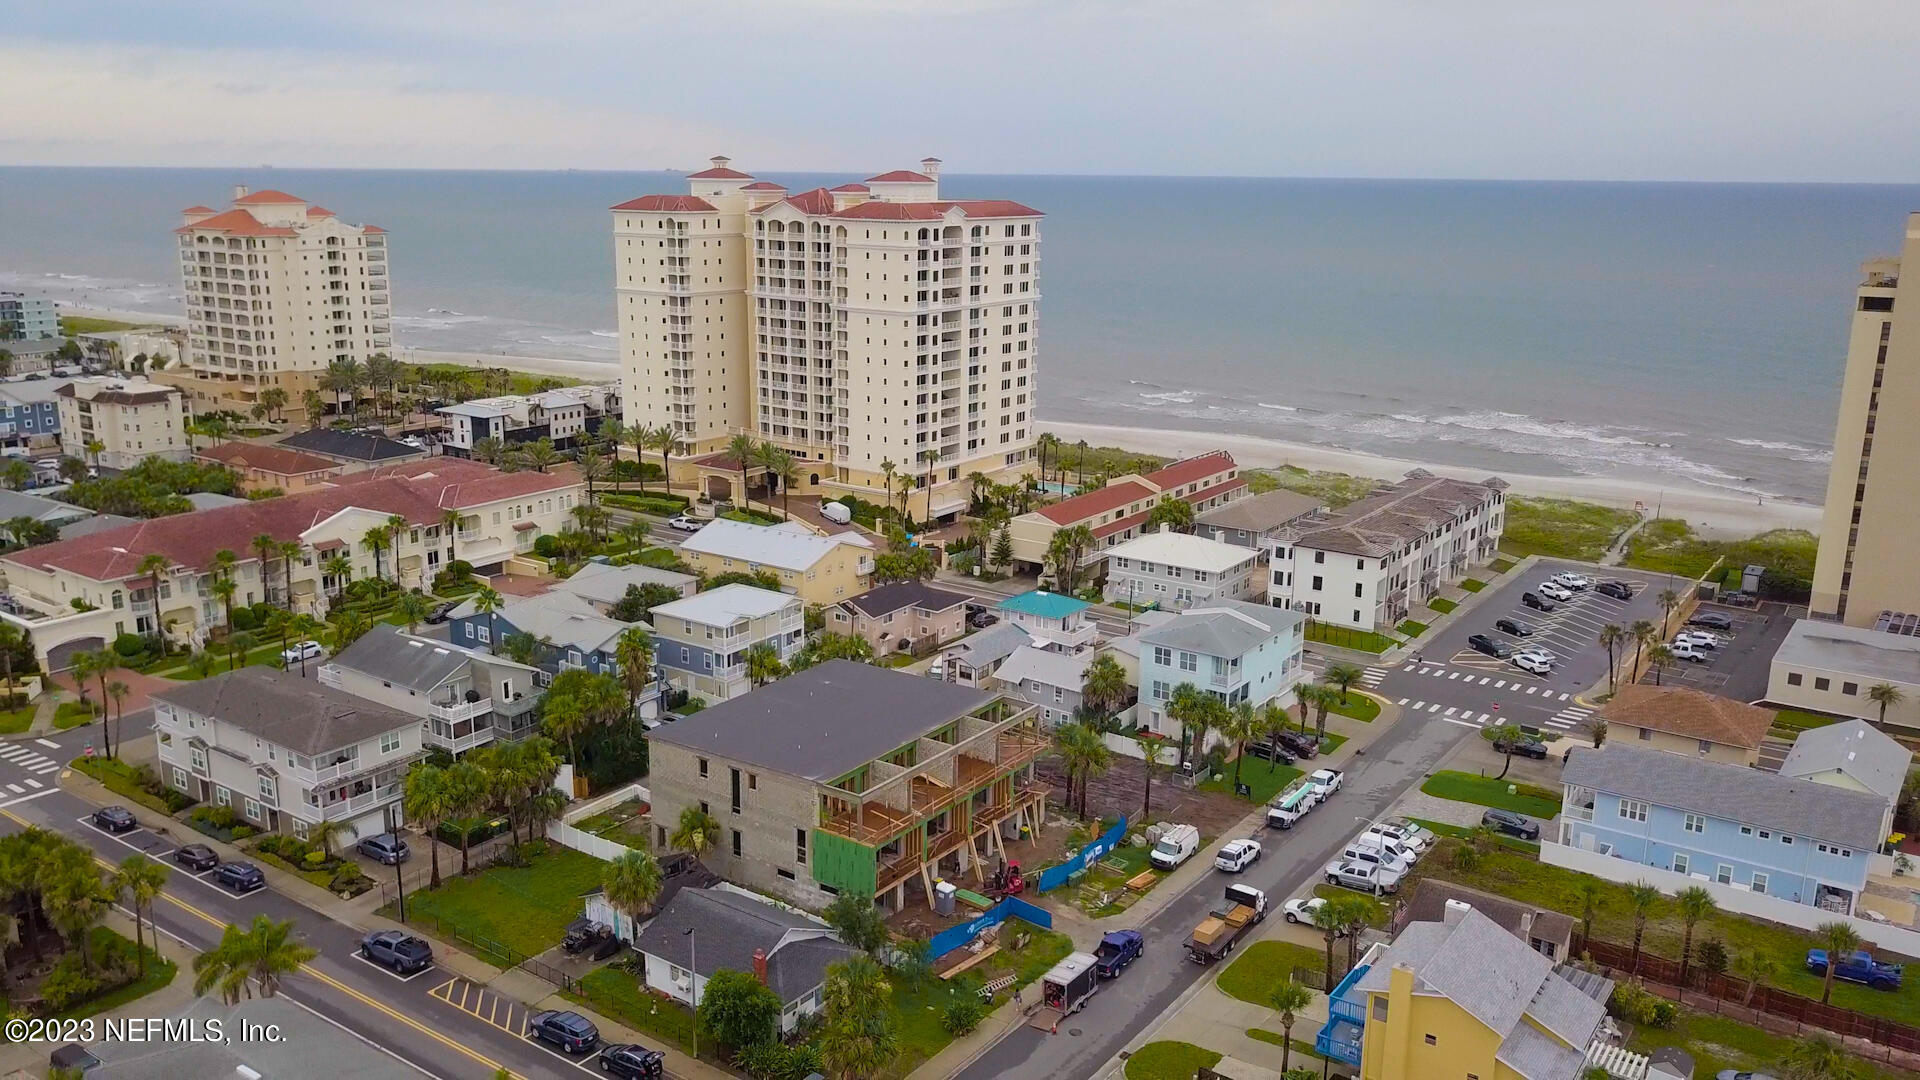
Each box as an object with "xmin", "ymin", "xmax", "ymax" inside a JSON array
[
  {"xmin": 676, "ymin": 518, "xmax": 873, "ymax": 605},
  {"xmin": 1319, "ymin": 901, "xmax": 1620, "ymax": 1080},
  {"xmin": 1599, "ymin": 683, "xmax": 1772, "ymax": 766}
]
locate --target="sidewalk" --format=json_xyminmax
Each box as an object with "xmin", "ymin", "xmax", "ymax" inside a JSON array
[{"xmin": 1147, "ymin": 980, "xmax": 1333, "ymax": 1077}]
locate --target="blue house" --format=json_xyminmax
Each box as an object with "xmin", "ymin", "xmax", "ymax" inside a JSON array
[
  {"xmin": 1136, "ymin": 599, "xmax": 1305, "ymax": 750},
  {"xmin": 1556, "ymin": 743, "xmax": 1886, "ymax": 915},
  {"xmin": 449, "ymin": 590, "xmax": 660, "ymax": 717},
  {"xmin": 0, "ymin": 381, "xmax": 63, "ymax": 450}
]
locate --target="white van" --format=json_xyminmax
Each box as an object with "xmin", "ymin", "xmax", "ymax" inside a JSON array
[{"xmin": 1150, "ymin": 824, "xmax": 1201, "ymax": 870}]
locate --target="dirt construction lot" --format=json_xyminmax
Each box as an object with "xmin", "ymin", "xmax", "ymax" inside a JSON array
[{"xmin": 1037, "ymin": 755, "xmax": 1254, "ymax": 840}]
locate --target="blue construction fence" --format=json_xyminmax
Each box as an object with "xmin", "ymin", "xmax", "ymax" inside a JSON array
[
  {"xmin": 1036, "ymin": 815, "xmax": 1129, "ymax": 894},
  {"xmin": 927, "ymin": 895, "xmax": 1052, "ymax": 960}
]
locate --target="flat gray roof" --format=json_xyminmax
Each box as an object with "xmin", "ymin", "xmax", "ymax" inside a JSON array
[
  {"xmin": 649, "ymin": 659, "xmax": 995, "ymax": 781},
  {"xmin": 1773, "ymin": 618, "xmax": 1920, "ymax": 686}
]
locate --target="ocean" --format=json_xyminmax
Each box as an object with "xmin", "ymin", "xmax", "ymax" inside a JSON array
[{"xmin": 4, "ymin": 165, "xmax": 1915, "ymax": 503}]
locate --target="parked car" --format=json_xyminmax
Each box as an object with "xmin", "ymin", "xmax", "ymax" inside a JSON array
[
  {"xmin": 357, "ymin": 833, "xmax": 410, "ymax": 865},
  {"xmin": 91, "ymin": 806, "xmax": 137, "ymax": 833},
  {"xmin": 1481, "ymin": 809, "xmax": 1540, "ymax": 840},
  {"xmin": 1668, "ymin": 640, "xmax": 1710, "ymax": 663},
  {"xmin": 1494, "ymin": 617, "xmax": 1535, "ymax": 637},
  {"xmin": 1282, "ymin": 896, "xmax": 1344, "ymax": 929},
  {"xmin": 215, "ymin": 861, "xmax": 267, "ymax": 893},
  {"xmin": 1365, "ymin": 818, "xmax": 1436, "ymax": 854},
  {"xmin": 1150, "ymin": 824, "xmax": 1202, "ymax": 870},
  {"xmin": 360, "ymin": 930, "xmax": 435, "ymax": 975},
  {"xmin": 1537, "ymin": 582, "xmax": 1574, "ymax": 602},
  {"xmin": 1521, "ymin": 591, "xmax": 1558, "ymax": 612},
  {"xmin": 425, "ymin": 600, "xmax": 461, "ymax": 624},
  {"xmin": 1675, "ymin": 630, "xmax": 1722, "ymax": 649},
  {"xmin": 173, "ymin": 843, "xmax": 219, "ymax": 871},
  {"xmin": 1511, "ymin": 653, "xmax": 1553, "ymax": 675},
  {"xmin": 280, "ymin": 640, "xmax": 324, "ymax": 664},
  {"xmin": 598, "ymin": 1044, "xmax": 667, "ymax": 1078},
  {"xmin": 1805, "ymin": 948, "xmax": 1904, "ymax": 990},
  {"xmin": 1307, "ymin": 768, "xmax": 1344, "ymax": 796},
  {"xmin": 968, "ymin": 611, "xmax": 999, "ymax": 629},
  {"xmin": 1093, "ymin": 929, "xmax": 1145, "ymax": 979},
  {"xmin": 1687, "ymin": 611, "xmax": 1734, "ymax": 630},
  {"xmin": 1323, "ymin": 860, "xmax": 1402, "ymax": 896},
  {"xmin": 1243, "ymin": 740, "xmax": 1294, "ymax": 766},
  {"xmin": 1214, "ymin": 838, "xmax": 1262, "ymax": 873},
  {"xmin": 1468, "ymin": 634, "xmax": 1513, "ymax": 659},
  {"xmin": 1553, "ymin": 572, "xmax": 1593, "ymax": 590},
  {"xmin": 1277, "ymin": 731, "xmax": 1320, "ymax": 759},
  {"xmin": 1494, "ymin": 735, "xmax": 1549, "ymax": 760},
  {"xmin": 1596, "ymin": 579, "xmax": 1634, "ymax": 600},
  {"xmin": 563, "ymin": 917, "xmax": 623, "ymax": 959},
  {"xmin": 666, "ymin": 515, "xmax": 703, "ymax": 533},
  {"xmin": 1515, "ymin": 646, "xmax": 1560, "ymax": 664},
  {"xmin": 528, "ymin": 1010, "xmax": 601, "ymax": 1054}
]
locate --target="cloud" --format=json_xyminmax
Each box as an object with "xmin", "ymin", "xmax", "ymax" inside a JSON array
[{"xmin": 0, "ymin": 42, "xmax": 835, "ymax": 170}]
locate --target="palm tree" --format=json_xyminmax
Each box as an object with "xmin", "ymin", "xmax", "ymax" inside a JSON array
[
  {"xmin": 1221, "ymin": 700, "xmax": 1259, "ymax": 792},
  {"xmin": 1310, "ymin": 898, "xmax": 1350, "ymax": 992},
  {"xmin": 1626, "ymin": 881, "xmax": 1662, "ymax": 975},
  {"xmin": 1813, "ymin": 921, "xmax": 1862, "ymax": 1004},
  {"xmin": 1657, "ymin": 588, "xmax": 1681, "ymax": 631},
  {"xmin": 111, "ymin": 855, "xmax": 170, "ymax": 977},
  {"xmin": 44, "ymin": 856, "xmax": 109, "ymax": 973},
  {"xmin": 403, "ymin": 764, "xmax": 452, "ymax": 889},
  {"xmin": 879, "ymin": 458, "xmax": 897, "ymax": 519},
  {"xmin": 360, "ymin": 526, "xmax": 391, "ymax": 584},
  {"xmin": 84, "ymin": 651, "xmax": 120, "ymax": 754},
  {"xmin": 136, "ymin": 552, "xmax": 172, "ymax": 650},
  {"xmin": 0, "ymin": 623, "xmax": 21, "ymax": 703},
  {"xmin": 577, "ymin": 445, "xmax": 608, "ymax": 508},
  {"xmin": 83, "ymin": 438, "xmax": 105, "ymax": 471},
  {"xmin": 1782, "ymin": 1035, "xmax": 1863, "ymax": 1080},
  {"xmin": 1869, "ymin": 683, "xmax": 1905, "ymax": 726},
  {"xmin": 1268, "ymin": 978, "xmax": 1314, "ymax": 1075},
  {"xmin": 1074, "ymin": 438, "xmax": 1089, "ymax": 489},
  {"xmin": 1732, "ymin": 950, "xmax": 1778, "ymax": 1008},
  {"xmin": 1675, "ymin": 885, "xmax": 1717, "ymax": 985},
  {"xmin": 1256, "ymin": 701, "xmax": 1291, "ymax": 773},
  {"xmin": 68, "ymin": 649, "xmax": 99, "ymax": 718},
  {"xmin": 444, "ymin": 760, "xmax": 488, "ymax": 875},
  {"xmin": 1134, "ymin": 732, "xmax": 1168, "ymax": 817},
  {"xmin": 647, "ymin": 425, "xmax": 682, "ymax": 495},
  {"xmin": 225, "ymin": 630, "xmax": 255, "ymax": 673},
  {"xmin": 106, "ymin": 680, "xmax": 129, "ymax": 755},
  {"xmin": 516, "ymin": 437, "xmax": 561, "ymax": 474},
  {"xmin": 1571, "ymin": 876, "xmax": 1606, "ymax": 947},
  {"xmin": 819, "ymin": 955, "xmax": 897, "ymax": 1080},
  {"xmin": 917, "ymin": 448, "xmax": 940, "ymax": 524},
  {"xmin": 1646, "ymin": 643, "xmax": 1675, "ymax": 686},
  {"xmin": 395, "ymin": 591, "xmax": 431, "ymax": 634},
  {"xmin": 670, "ymin": 805, "xmax": 720, "ymax": 859},
  {"xmin": 321, "ymin": 554, "xmax": 353, "ymax": 602},
  {"xmin": 1052, "ymin": 720, "xmax": 1110, "ymax": 818},
  {"xmin": 472, "ymin": 436, "xmax": 506, "ymax": 467},
  {"xmin": 275, "ymin": 541, "xmax": 303, "ymax": 611},
  {"xmin": 307, "ymin": 818, "xmax": 353, "ymax": 860},
  {"xmin": 1320, "ymin": 662, "xmax": 1364, "ymax": 708},
  {"xmin": 1035, "ymin": 432, "xmax": 1058, "ymax": 490},
  {"xmin": 301, "ymin": 388, "xmax": 327, "ymax": 425},
  {"xmin": 1628, "ymin": 619, "xmax": 1656, "ymax": 680},
  {"xmin": 472, "ymin": 585, "xmax": 504, "ymax": 651},
  {"xmin": 770, "ymin": 448, "xmax": 799, "ymax": 521},
  {"xmin": 192, "ymin": 915, "xmax": 318, "ymax": 1004},
  {"xmin": 384, "ymin": 514, "xmax": 409, "ymax": 578},
  {"xmin": 324, "ymin": 357, "xmax": 364, "ymax": 420},
  {"xmin": 726, "ymin": 432, "xmax": 758, "ymax": 506},
  {"xmin": 602, "ymin": 850, "xmax": 664, "ymax": 933},
  {"xmin": 745, "ymin": 642, "xmax": 786, "ymax": 687},
  {"xmin": 1167, "ymin": 682, "xmax": 1210, "ymax": 771},
  {"xmin": 1080, "ymin": 653, "xmax": 1129, "ymax": 726},
  {"xmin": 614, "ymin": 627, "xmax": 655, "ymax": 721},
  {"xmin": 542, "ymin": 692, "xmax": 591, "ymax": 769},
  {"xmin": 1596, "ymin": 624, "xmax": 1625, "ymax": 693}
]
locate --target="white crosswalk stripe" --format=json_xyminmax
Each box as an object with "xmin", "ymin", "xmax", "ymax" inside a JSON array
[
  {"xmin": 30, "ymin": 764, "xmax": 57, "ymax": 774},
  {"xmin": 1399, "ymin": 698, "xmax": 1410, "ymax": 706},
  {"xmin": 1448, "ymin": 672, "xmax": 1462, "ymax": 680},
  {"xmin": 1411, "ymin": 701, "xmax": 1426, "ymax": 710},
  {"xmin": 1478, "ymin": 713, "xmax": 1493, "ymax": 724},
  {"xmin": 1494, "ymin": 680, "xmax": 1507, "ymax": 689},
  {"xmin": 23, "ymin": 779, "xmax": 41, "ymax": 789},
  {"xmin": 1440, "ymin": 717, "xmax": 1481, "ymax": 729},
  {"xmin": 1443, "ymin": 706, "xmax": 1457, "ymax": 716},
  {"xmin": 1428, "ymin": 668, "xmax": 1444, "ymax": 677},
  {"xmin": 1557, "ymin": 692, "xmax": 1571, "ymax": 702},
  {"xmin": 1525, "ymin": 686, "xmax": 1538, "ymax": 695},
  {"xmin": 1478, "ymin": 677, "xmax": 1491, "ymax": 685},
  {"xmin": 1428, "ymin": 703, "xmax": 1443, "ymax": 713}
]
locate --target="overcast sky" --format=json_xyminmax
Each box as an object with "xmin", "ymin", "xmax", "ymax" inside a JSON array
[{"xmin": 6, "ymin": 0, "xmax": 1919, "ymax": 181}]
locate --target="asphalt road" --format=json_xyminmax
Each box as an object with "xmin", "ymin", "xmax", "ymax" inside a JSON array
[
  {"xmin": 2, "ymin": 720, "xmax": 637, "ymax": 1080},
  {"xmin": 953, "ymin": 695, "xmax": 1473, "ymax": 1080}
]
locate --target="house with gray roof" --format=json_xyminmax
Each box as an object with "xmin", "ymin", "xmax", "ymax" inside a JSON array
[
  {"xmin": 989, "ymin": 644, "xmax": 1094, "ymax": 727},
  {"xmin": 1316, "ymin": 900, "xmax": 1613, "ymax": 1077},
  {"xmin": 1195, "ymin": 488, "xmax": 1326, "ymax": 550},
  {"xmin": 1136, "ymin": 599, "xmax": 1306, "ymax": 751},
  {"xmin": 646, "ymin": 660, "xmax": 1048, "ymax": 911},
  {"xmin": 1780, "ymin": 718, "xmax": 1913, "ymax": 836},
  {"xmin": 550, "ymin": 559, "xmax": 698, "ymax": 612},
  {"xmin": 0, "ymin": 488, "xmax": 94, "ymax": 539},
  {"xmin": 448, "ymin": 591, "xmax": 661, "ymax": 718},
  {"xmin": 829, "ymin": 580, "xmax": 971, "ymax": 655},
  {"xmin": 150, "ymin": 667, "xmax": 426, "ymax": 843},
  {"xmin": 934, "ymin": 620, "xmax": 1032, "ymax": 686},
  {"xmin": 1557, "ymin": 743, "xmax": 1886, "ymax": 916},
  {"xmin": 632, "ymin": 887, "xmax": 857, "ymax": 1034},
  {"xmin": 317, "ymin": 623, "xmax": 547, "ymax": 752}
]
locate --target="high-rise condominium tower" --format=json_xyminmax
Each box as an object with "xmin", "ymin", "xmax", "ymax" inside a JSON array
[
  {"xmin": 1811, "ymin": 212, "xmax": 1920, "ymax": 629},
  {"xmin": 170, "ymin": 187, "xmax": 391, "ymax": 420},
  {"xmin": 613, "ymin": 157, "xmax": 1040, "ymax": 523}
]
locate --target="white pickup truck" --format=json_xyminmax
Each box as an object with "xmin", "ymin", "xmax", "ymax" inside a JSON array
[{"xmin": 1308, "ymin": 768, "xmax": 1344, "ymax": 797}]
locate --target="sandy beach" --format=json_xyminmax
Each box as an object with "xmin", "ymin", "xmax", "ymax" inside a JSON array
[
  {"xmin": 64, "ymin": 305, "xmax": 1820, "ymax": 538},
  {"xmin": 1042, "ymin": 420, "xmax": 1823, "ymax": 539}
]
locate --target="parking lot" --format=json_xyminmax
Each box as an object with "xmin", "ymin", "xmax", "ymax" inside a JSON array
[{"xmin": 1635, "ymin": 599, "xmax": 1795, "ymax": 702}]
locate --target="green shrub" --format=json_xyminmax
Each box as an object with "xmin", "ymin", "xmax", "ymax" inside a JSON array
[
  {"xmin": 734, "ymin": 1041, "xmax": 822, "ymax": 1080},
  {"xmin": 39, "ymin": 965, "xmax": 101, "ymax": 1011},
  {"xmin": 942, "ymin": 997, "xmax": 986, "ymax": 1035},
  {"xmin": 303, "ymin": 850, "xmax": 327, "ymax": 868},
  {"xmin": 206, "ymin": 805, "xmax": 237, "ymax": 829},
  {"xmin": 230, "ymin": 825, "xmax": 256, "ymax": 840},
  {"xmin": 112, "ymin": 633, "xmax": 148, "ymax": 658},
  {"xmin": 1607, "ymin": 982, "xmax": 1675, "ymax": 1028},
  {"xmin": 533, "ymin": 534, "xmax": 561, "ymax": 558}
]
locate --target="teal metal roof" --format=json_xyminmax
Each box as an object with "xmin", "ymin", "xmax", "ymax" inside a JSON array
[{"xmin": 996, "ymin": 590, "xmax": 1091, "ymax": 619}]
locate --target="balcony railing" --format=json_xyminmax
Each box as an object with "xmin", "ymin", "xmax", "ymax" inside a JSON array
[
  {"xmin": 426, "ymin": 727, "xmax": 496, "ymax": 754},
  {"xmin": 287, "ymin": 756, "xmax": 360, "ymax": 785},
  {"xmin": 306, "ymin": 783, "xmax": 402, "ymax": 820},
  {"xmin": 429, "ymin": 697, "xmax": 491, "ymax": 724}
]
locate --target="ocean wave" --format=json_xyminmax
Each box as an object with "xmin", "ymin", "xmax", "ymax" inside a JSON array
[
  {"xmin": 1256, "ymin": 402, "xmax": 1298, "ymax": 412},
  {"xmin": 589, "ymin": 330, "xmax": 617, "ymax": 339},
  {"xmin": 1139, "ymin": 390, "xmax": 1195, "ymax": 404},
  {"xmin": 1728, "ymin": 437, "xmax": 1833, "ymax": 462}
]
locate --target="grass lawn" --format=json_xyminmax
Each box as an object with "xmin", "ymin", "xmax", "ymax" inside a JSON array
[
  {"xmin": 568, "ymin": 964, "xmax": 709, "ymax": 1060},
  {"xmin": 1427, "ymin": 596, "xmax": 1458, "ymax": 614},
  {"xmin": 1329, "ymin": 693, "xmax": 1379, "ymax": 722},
  {"xmin": 575, "ymin": 798, "xmax": 650, "ymax": 849},
  {"xmin": 0, "ymin": 705, "xmax": 34, "ymax": 734},
  {"xmin": 1418, "ymin": 770, "xmax": 1561, "ymax": 818},
  {"xmin": 1246, "ymin": 1028, "xmax": 1323, "ymax": 1062},
  {"xmin": 1490, "ymin": 557, "xmax": 1517, "ymax": 573},
  {"xmin": 151, "ymin": 641, "xmax": 293, "ymax": 680},
  {"xmin": 1304, "ymin": 622, "xmax": 1395, "ymax": 654},
  {"xmin": 1625, "ymin": 1006, "xmax": 1920, "ymax": 1080},
  {"xmin": 1405, "ymin": 816, "xmax": 1540, "ymax": 854},
  {"xmin": 1459, "ymin": 578, "xmax": 1487, "ymax": 593},
  {"xmin": 891, "ymin": 921, "xmax": 1072, "ymax": 1075},
  {"xmin": 1310, "ymin": 883, "xmax": 1391, "ymax": 925},
  {"xmin": 1498, "ymin": 497, "xmax": 1640, "ymax": 562},
  {"xmin": 71, "ymin": 755, "xmax": 196, "ymax": 813},
  {"xmin": 1076, "ymin": 840, "xmax": 1164, "ymax": 916},
  {"xmin": 1407, "ymin": 842, "xmax": 1920, "ymax": 1026},
  {"xmin": 1124, "ymin": 1041, "xmax": 1222, "ymax": 1080},
  {"xmin": 387, "ymin": 845, "xmax": 608, "ymax": 958},
  {"xmin": 1217, "ymin": 940, "xmax": 1325, "ymax": 1004},
  {"xmin": 1773, "ymin": 708, "xmax": 1847, "ymax": 733},
  {"xmin": 1201, "ymin": 762, "xmax": 1302, "ymax": 805},
  {"xmin": 53, "ymin": 928, "xmax": 177, "ymax": 1020},
  {"xmin": 61, "ymin": 315, "xmax": 153, "ymax": 334},
  {"xmin": 1623, "ymin": 521, "xmax": 1817, "ymax": 598},
  {"xmin": 1396, "ymin": 619, "xmax": 1427, "ymax": 637},
  {"xmin": 54, "ymin": 700, "xmax": 96, "ymax": 729}
]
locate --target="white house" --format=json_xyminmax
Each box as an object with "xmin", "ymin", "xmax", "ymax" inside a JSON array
[
  {"xmin": 317, "ymin": 624, "xmax": 547, "ymax": 753},
  {"xmin": 630, "ymin": 888, "xmax": 858, "ymax": 1035},
  {"xmin": 151, "ymin": 667, "xmax": 425, "ymax": 843},
  {"xmin": 1103, "ymin": 525, "xmax": 1263, "ymax": 611}
]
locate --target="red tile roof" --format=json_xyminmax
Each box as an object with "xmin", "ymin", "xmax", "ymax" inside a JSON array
[
  {"xmin": 686, "ymin": 166, "xmax": 753, "ymax": 180},
  {"xmin": 1601, "ymin": 684, "xmax": 1774, "ymax": 750},
  {"xmin": 867, "ymin": 170, "xmax": 934, "ymax": 183},
  {"xmin": 181, "ymin": 205, "xmax": 215, "ymax": 214},
  {"xmin": 363, "ymin": 225, "xmax": 386, "ymax": 234},
  {"xmin": 610, "ymin": 194, "xmax": 717, "ymax": 213},
  {"xmin": 232, "ymin": 189, "xmax": 305, "ymax": 205},
  {"xmin": 829, "ymin": 183, "xmax": 869, "ymax": 193},
  {"xmin": 753, "ymin": 188, "xmax": 835, "ymax": 215},
  {"xmin": 3, "ymin": 459, "xmax": 579, "ymax": 583},
  {"xmin": 741, "ymin": 181, "xmax": 787, "ymax": 191},
  {"xmin": 1146, "ymin": 450, "xmax": 1238, "ymax": 491},
  {"xmin": 1036, "ymin": 480, "xmax": 1155, "ymax": 525},
  {"xmin": 829, "ymin": 199, "xmax": 1042, "ymax": 221},
  {"xmin": 196, "ymin": 442, "xmax": 341, "ymax": 478},
  {"xmin": 174, "ymin": 208, "xmax": 297, "ymax": 237},
  {"xmin": 306, "ymin": 206, "xmax": 334, "ymax": 218}
]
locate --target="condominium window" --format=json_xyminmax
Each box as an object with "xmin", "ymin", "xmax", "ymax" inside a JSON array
[
  {"xmin": 1617, "ymin": 799, "xmax": 1648, "ymax": 822},
  {"xmin": 1814, "ymin": 677, "xmax": 1830, "ymax": 691},
  {"xmin": 796, "ymin": 828, "xmax": 808, "ymax": 865},
  {"xmin": 731, "ymin": 829, "xmax": 743, "ymax": 857},
  {"xmin": 1683, "ymin": 813, "xmax": 1704, "ymax": 834}
]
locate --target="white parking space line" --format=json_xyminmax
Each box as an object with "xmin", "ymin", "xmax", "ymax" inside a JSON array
[
  {"xmin": 34, "ymin": 738, "xmax": 61, "ymax": 750},
  {"xmin": 349, "ymin": 950, "xmax": 437, "ymax": 983},
  {"xmin": 1440, "ymin": 717, "xmax": 1481, "ymax": 729}
]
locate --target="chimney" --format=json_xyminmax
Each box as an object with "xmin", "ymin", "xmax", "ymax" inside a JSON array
[
  {"xmin": 1442, "ymin": 899, "xmax": 1470, "ymax": 927},
  {"xmin": 920, "ymin": 157, "xmax": 942, "ymax": 179},
  {"xmin": 1159, "ymin": 523, "xmax": 1172, "ymax": 534},
  {"xmin": 232, "ymin": 184, "xmax": 249, "ymax": 201},
  {"xmin": 1519, "ymin": 910, "xmax": 1535, "ymax": 942},
  {"xmin": 710, "ymin": 155, "xmax": 732, "ymax": 171},
  {"xmin": 751, "ymin": 947, "xmax": 768, "ymax": 984}
]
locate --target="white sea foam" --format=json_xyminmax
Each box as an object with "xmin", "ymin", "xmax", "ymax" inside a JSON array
[{"xmin": 1728, "ymin": 437, "xmax": 1833, "ymax": 462}]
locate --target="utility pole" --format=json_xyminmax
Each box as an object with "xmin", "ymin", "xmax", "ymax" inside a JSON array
[
  {"xmin": 683, "ymin": 927, "xmax": 698, "ymax": 1061},
  {"xmin": 386, "ymin": 803, "xmax": 406, "ymax": 922}
]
